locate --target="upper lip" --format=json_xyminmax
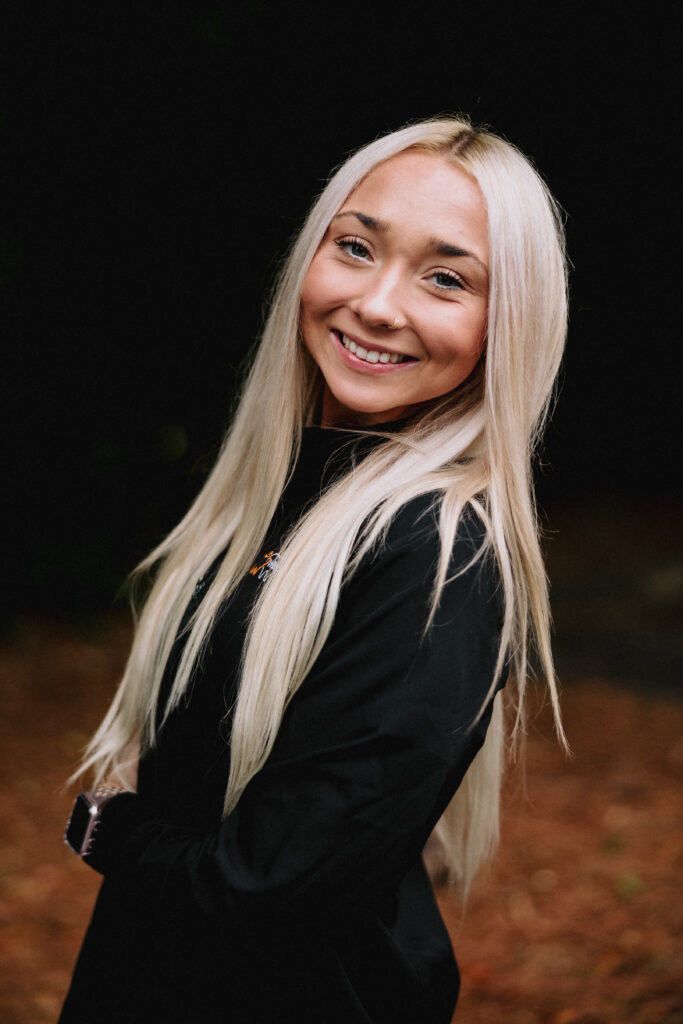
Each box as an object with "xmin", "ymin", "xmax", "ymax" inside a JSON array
[{"xmin": 333, "ymin": 328, "xmax": 416, "ymax": 360}]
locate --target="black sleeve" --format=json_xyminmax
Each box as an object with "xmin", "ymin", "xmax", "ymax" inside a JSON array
[{"xmin": 87, "ymin": 499, "xmax": 506, "ymax": 928}]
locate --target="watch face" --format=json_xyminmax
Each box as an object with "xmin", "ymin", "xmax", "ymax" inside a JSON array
[{"xmin": 65, "ymin": 793, "xmax": 95, "ymax": 855}]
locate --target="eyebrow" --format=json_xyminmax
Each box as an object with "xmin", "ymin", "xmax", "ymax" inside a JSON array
[
  {"xmin": 331, "ymin": 210, "xmax": 488, "ymax": 275},
  {"xmin": 429, "ymin": 237, "xmax": 488, "ymax": 275},
  {"xmin": 332, "ymin": 210, "xmax": 390, "ymax": 232}
]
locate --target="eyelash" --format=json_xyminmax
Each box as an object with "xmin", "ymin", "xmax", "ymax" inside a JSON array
[
  {"xmin": 430, "ymin": 270, "xmax": 465, "ymax": 292},
  {"xmin": 335, "ymin": 236, "xmax": 371, "ymax": 260},
  {"xmin": 334, "ymin": 236, "xmax": 466, "ymax": 293}
]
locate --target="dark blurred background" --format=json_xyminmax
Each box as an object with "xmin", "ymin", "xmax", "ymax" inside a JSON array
[
  {"xmin": 3, "ymin": 2, "xmax": 681, "ymax": 680},
  {"xmin": 1, "ymin": 8, "xmax": 682, "ymax": 1021}
]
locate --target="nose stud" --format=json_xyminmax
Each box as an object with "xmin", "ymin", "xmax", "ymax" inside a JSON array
[{"xmin": 387, "ymin": 315, "xmax": 402, "ymax": 331}]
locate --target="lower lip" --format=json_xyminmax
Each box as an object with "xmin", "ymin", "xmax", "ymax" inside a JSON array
[{"xmin": 330, "ymin": 331, "xmax": 417, "ymax": 375}]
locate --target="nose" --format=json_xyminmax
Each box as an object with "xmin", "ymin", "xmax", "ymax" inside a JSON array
[{"xmin": 351, "ymin": 265, "xmax": 406, "ymax": 331}]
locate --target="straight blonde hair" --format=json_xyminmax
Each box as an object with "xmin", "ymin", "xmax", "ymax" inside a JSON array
[{"xmin": 77, "ymin": 117, "xmax": 568, "ymax": 890}]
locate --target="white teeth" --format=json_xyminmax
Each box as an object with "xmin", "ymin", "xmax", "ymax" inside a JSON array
[{"xmin": 339, "ymin": 333, "xmax": 406, "ymax": 365}]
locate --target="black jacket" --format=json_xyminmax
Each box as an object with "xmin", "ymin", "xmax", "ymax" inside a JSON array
[{"xmin": 60, "ymin": 426, "xmax": 505, "ymax": 1024}]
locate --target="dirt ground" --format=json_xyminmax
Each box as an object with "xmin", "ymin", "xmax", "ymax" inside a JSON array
[{"xmin": 0, "ymin": 618, "xmax": 681, "ymax": 1024}]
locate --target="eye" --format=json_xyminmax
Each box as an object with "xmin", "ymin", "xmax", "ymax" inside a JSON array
[
  {"xmin": 335, "ymin": 236, "xmax": 372, "ymax": 261},
  {"xmin": 429, "ymin": 269, "xmax": 466, "ymax": 292}
]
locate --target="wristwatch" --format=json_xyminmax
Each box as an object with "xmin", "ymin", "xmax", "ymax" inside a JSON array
[{"xmin": 64, "ymin": 785, "xmax": 124, "ymax": 858}]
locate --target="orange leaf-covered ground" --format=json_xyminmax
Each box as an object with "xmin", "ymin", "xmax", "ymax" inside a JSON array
[{"xmin": 0, "ymin": 605, "xmax": 681, "ymax": 1022}]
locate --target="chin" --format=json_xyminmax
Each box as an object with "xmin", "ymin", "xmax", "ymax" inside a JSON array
[{"xmin": 322, "ymin": 389, "xmax": 411, "ymax": 427}]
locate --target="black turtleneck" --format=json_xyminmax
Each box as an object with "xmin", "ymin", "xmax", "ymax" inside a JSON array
[{"xmin": 60, "ymin": 426, "xmax": 506, "ymax": 1024}]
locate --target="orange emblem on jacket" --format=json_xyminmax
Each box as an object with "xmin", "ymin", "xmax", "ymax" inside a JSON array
[{"xmin": 249, "ymin": 550, "xmax": 281, "ymax": 581}]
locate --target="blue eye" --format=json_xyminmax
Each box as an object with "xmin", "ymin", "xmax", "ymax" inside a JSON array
[
  {"xmin": 432, "ymin": 270, "xmax": 465, "ymax": 291},
  {"xmin": 336, "ymin": 237, "xmax": 371, "ymax": 260}
]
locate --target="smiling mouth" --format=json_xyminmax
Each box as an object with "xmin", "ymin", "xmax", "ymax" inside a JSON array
[{"xmin": 333, "ymin": 331, "xmax": 416, "ymax": 365}]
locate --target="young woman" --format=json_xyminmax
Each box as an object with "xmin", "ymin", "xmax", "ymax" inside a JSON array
[{"xmin": 60, "ymin": 116, "xmax": 568, "ymax": 1023}]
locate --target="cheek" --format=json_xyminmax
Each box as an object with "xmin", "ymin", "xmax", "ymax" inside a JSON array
[
  {"xmin": 424, "ymin": 307, "xmax": 487, "ymax": 363},
  {"xmin": 301, "ymin": 252, "xmax": 357, "ymax": 323},
  {"xmin": 299, "ymin": 266, "xmax": 330, "ymax": 364},
  {"xmin": 300, "ymin": 256, "xmax": 334, "ymax": 320},
  {"xmin": 299, "ymin": 274, "xmax": 318, "ymax": 327}
]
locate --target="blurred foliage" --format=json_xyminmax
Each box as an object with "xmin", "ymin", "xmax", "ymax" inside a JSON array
[
  {"xmin": 154, "ymin": 424, "xmax": 189, "ymax": 462},
  {"xmin": 1, "ymin": 631, "xmax": 681, "ymax": 1023},
  {"xmin": 193, "ymin": 9, "xmax": 232, "ymax": 52},
  {"xmin": 0, "ymin": 236, "xmax": 22, "ymax": 285}
]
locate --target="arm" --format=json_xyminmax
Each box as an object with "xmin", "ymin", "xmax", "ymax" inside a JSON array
[{"xmin": 86, "ymin": 501, "xmax": 505, "ymax": 928}]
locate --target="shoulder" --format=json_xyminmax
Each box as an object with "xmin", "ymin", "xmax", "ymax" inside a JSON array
[
  {"xmin": 350, "ymin": 492, "xmax": 500, "ymax": 617},
  {"xmin": 324, "ymin": 493, "xmax": 504, "ymax": 719},
  {"xmin": 380, "ymin": 492, "xmax": 490, "ymax": 570}
]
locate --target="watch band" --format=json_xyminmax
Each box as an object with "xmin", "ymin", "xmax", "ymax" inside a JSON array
[{"xmin": 64, "ymin": 786, "xmax": 125, "ymax": 858}]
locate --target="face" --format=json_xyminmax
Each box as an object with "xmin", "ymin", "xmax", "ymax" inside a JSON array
[{"xmin": 299, "ymin": 151, "xmax": 489, "ymax": 427}]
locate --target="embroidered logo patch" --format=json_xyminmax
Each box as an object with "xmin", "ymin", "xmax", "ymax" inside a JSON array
[{"xmin": 249, "ymin": 549, "xmax": 281, "ymax": 581}]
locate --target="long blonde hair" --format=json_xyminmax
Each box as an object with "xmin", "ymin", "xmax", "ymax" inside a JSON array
[{"xmin": 78, "ymin": 117, "xmax": 568, "ymax": 890}]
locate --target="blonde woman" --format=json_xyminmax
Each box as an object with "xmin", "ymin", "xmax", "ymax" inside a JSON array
[{"xmin": 61, "ymin": 116, "xmax": 567, "ymax": 1023}]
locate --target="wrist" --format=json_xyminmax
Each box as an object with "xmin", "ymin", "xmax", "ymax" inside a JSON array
[
  {"xmin": 65, "ymin": 789, "xmax": 144, "ymax": 875},
  {"xmin": 64, "ymin": 787, "xmax": 125, "ymax": 858}
]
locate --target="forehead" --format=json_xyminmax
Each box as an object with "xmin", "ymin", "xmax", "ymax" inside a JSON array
[{"xmin": 338, "ymin": 151, "xmax": 489, "ymax": 261}]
